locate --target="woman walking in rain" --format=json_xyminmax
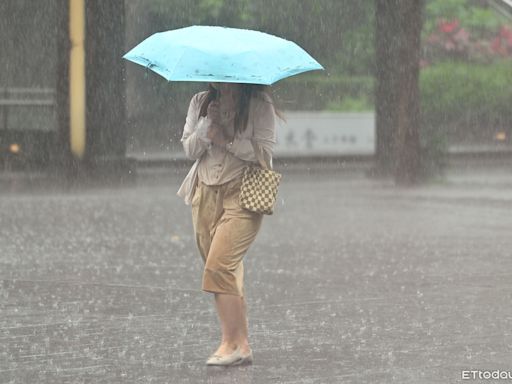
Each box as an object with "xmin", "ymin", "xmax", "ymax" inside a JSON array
[{"xmin": 177, "ymin": 82, "xmax": 277, "ymax": 366}]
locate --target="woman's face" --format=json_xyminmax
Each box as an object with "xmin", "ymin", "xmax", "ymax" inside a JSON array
[{"xmin": 211, "ymin": 82, "xmax": 241, "ymax": 98}]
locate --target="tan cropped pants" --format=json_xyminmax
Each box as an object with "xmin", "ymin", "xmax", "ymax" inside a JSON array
[{"xmin": 191, "ymin": 176, "xmax": 263, "ymax": 297}]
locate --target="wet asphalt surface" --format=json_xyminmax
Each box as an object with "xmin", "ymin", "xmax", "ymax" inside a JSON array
[{"xmin": 1, "ymin": 163, "xmax": 512, "ymax": 383}]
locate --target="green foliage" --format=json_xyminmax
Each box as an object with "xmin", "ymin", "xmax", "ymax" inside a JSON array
[
  {"xmin": 420, "ymin": 61, "xmax": 512, "ymax": 142},
  {"xmin": 465, "ymin": 7, "xmax": 502, "ymax": 33},
  {"xmin": 147, "ymin": 0, "xmax": 251, "ymax": 29},
  {"xmin": 424, "ymin": 0, "xmax": 505, "ymax": 37},
  {"xmin": 272, "ymin": 74, "xmax": 374, "ymax": 111},
  {"xmin": 325, "ymin": 96, "xmax": 373, "ymax": 112}
]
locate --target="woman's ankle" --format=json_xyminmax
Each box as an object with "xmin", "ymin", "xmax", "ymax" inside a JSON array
[
  {"xmin": 219, "ymin": 339, "xmax": 249, "ymax": 349},
  {"xmin": 219, "ymin": 340, "xmax": 238, "ymax": 349},
  {"xmin": 235, "ymin": 339, "xmax": 250, "ymax": 351}
]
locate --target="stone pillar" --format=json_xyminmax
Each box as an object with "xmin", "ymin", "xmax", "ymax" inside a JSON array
[{"xmin": 55, "ymin": 0, "xmax": 75, "ymax": 173}]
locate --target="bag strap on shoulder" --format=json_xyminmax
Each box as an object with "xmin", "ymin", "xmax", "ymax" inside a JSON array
[{"xmin": 250, "ymin": 139, "xmax": 272, "ymax": 170}]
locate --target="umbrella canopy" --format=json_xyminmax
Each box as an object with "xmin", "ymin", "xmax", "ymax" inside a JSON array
[{"xmin": 123, "ymin": 25, "xmax": 324, "ymax": 85}]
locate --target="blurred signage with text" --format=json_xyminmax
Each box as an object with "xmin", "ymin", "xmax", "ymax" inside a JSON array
[{"xmin": 275, "ymin": 111, "xmax": 375, "ymax": 157}]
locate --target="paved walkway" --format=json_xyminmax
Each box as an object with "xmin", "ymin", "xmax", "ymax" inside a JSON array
[{"xmin": 1, "ymin": 164, "xmax": 512, "ymax": 383}]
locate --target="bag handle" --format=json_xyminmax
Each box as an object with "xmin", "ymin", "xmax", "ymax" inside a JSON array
[{"xmin": 250, "ymin": 139, "xmax": 272, "ymax": 170}]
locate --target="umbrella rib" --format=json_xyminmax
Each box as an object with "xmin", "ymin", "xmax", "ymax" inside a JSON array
[{"xmin": 166, "ymin": 49, "xmax": 189, "ymax": 80}]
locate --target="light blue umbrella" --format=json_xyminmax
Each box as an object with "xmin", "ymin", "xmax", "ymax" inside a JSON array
[{"xmin": 123, "ymin": 25, "xmax": 324, "ymax": 85}]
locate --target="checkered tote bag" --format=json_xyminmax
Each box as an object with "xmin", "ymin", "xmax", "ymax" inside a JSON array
[{"xmin": 239, "ymin": 142, "xmax": 282, "ymax": 215}]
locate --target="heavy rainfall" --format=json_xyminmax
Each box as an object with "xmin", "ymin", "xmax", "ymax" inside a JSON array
[{"xmin": 1, "ymin": 1, "xmax": 512, "ymax": 383}]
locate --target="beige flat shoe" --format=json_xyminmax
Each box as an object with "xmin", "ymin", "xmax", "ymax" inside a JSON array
[
  {"xmin": 206, "ymin": 346, "xmax": 253, "ymax": 366},
  {"xmin": 232, "ymin": 349, "xmax": 253, "ymax": 366},
  {"xmin": 206, "ymin": 346, "xmax": 243, "ymax": 366}
]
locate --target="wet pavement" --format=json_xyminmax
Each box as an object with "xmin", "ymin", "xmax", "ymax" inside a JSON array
[{"xmin": 1, "ymin": 163, "xmax": 512, "ymax": 383}]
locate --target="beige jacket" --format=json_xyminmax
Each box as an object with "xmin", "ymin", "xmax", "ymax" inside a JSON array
[{"xmin": 177, "ymin": 90, "xmax": 277, "ymax": 205}]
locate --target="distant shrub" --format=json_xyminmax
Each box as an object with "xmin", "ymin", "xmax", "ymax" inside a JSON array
[
  {"xmin": 420, "ymin": 61, "xmax": 512, "ymax": 144},
  {"xmin": 272, "ymin": 75, "xmax": 374, "ymax": 111},
  {"xmin": 325, "ymin": 96, "xmax": 373, "ymax": 112}
]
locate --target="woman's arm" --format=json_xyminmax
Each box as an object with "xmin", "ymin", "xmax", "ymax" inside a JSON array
[{"xmin": 181, "ymin": 93, "xmax": 212, "ymax": 160}]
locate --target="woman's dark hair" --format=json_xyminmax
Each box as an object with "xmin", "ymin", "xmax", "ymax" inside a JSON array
[
  {"xmin": 198, "ymin": 83, "xmax": 219, "ymax": 120},
  {"xmin": 198, "ymin": 83, "xmax": 279, "ymax": 135}
]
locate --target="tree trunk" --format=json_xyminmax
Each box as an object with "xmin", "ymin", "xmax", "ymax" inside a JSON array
[
  {"xmin": 394, "ymin": 0, "xmax": 423, "ymax": 185},
  {"xmin": 374, "ymin": 0, "xmax": 424, "ymax": 184},
  {"xmin": 375, "ymin": 0, "xmax": 400, "ymax": 176}
]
